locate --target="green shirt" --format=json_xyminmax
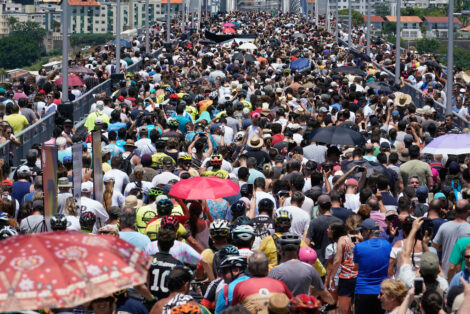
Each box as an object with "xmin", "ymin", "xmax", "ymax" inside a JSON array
[{"xmin": 449, "ymin": 237, "xmax": 470, "ymax": 271}]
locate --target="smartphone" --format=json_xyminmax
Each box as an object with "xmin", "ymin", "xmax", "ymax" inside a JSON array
[
  {"xmin": 357, "ymin": 167, "xmax": 365, "ymax": 172},
  {"xmin": 392, "ymin": 215, "xmax": 399, "ymax": 229},
  {"xmin": 247, "ymin": 184, "xmax": 254, "ymax": 195},
  {"xmin": 414, "ymin": 277, "xmax": 424, "ymax": 295}
]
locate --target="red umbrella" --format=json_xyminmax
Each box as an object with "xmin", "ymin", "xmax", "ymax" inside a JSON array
[
  {"xmin": 223, "ymin": 22, "xmax": 236, "ymax": 27},
  {"xmin": 169, "ymin": 177, "xmax": 240, "ymax": 200},
  {"xmin": 222, "ymin": 27, "xmax": 236, "ymax": 34},
  {"xmin": 54, "ymin": 75, "xmax": 85, "ymax": 87},
  {"xmin": 0, "ymin": 231, "xmax": 151, "ymax": 312}
]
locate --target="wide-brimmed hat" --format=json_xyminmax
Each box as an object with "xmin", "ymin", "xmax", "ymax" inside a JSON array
[
  {"xmin": 57, "ymin": 177, "xmax": 72, "ymax": 188},
  {"xmin": 248, "ymin": 135, "xmax": 264, "ymax": 149},
  {"xmin": 124, "ymin": 139, "xmax": 137, "ymax": 148},
  {"xmin": 395, "ymin": 93, "xmax": 412, "ymax": 107},
  {"xmin": 261, "ymin": 103, "xmax": 270, "ymax": 115}
]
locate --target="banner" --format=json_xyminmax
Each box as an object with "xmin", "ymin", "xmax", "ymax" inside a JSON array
[
  {"xmin": 92, "ymin": 131, "xmax": 103, "ymax": 203},
  {"xmin": 72, "ymin": 143, "xmax": 82, "ymax": 208},
  {"xmin": 41, "ymin": 145, "xmax": 58, "ymax": 217}
]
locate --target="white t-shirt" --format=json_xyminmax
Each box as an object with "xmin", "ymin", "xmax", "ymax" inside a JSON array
[
  {"xmin": 66, "ymin": 215, "xmax": 81, "ymax": 231},
  {"xmin": 80, "ymin": 196, "xmax": 109, "ymax": 231},
  {"xmin": 151, "ymin": 171, "xmax": 180, "ymax": 186},
  {"xmin": 345, "ymin": 193, "xmax": 361, "ymax": 213},
  {"xmin": 284, "ymin": 196, "xmax": 314, "ymax": 218},
  {"xmin": 280, "ymin": 205, "xmax": 310, "ymax": 236},
  {"xmin": 399, "ymin": 263, "xmax": 448, "ymax": 292},
  {"xmin": 103, "ymin": 169, "xmax": 130, "ymax": 193},
  {"xmin": 124, "ymin": 181, "xmax": 153, "ymax": 196}
]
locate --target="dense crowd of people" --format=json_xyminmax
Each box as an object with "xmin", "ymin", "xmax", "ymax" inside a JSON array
[{"xmin": 2, "ymin": 10, "xmax": 470, "ymax": 314}]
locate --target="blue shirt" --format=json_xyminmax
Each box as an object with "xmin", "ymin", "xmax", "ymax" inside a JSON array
[
  {"xmin": 354, "ymin": 238, "xmax": 392, "ymax": 295},
  {"xmin": 215, "ymin": 275, "xmax": 250, "ymax": 313},
  {"xmin": 108, "ymin": 122, "xmax": 127, "ymax": 133},
  {"xmin": 119, "ymin": 231, "xmax": 151, "ymax": 251},
  {"xmin": 449, "ymin": 268, "xmax": 470, "ymax": 290}
]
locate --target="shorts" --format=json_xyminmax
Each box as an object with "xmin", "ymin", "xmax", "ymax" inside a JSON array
[
  {"xmin": 354, "ymin": 294, "xmax": 384, "ymax": 314},
  {"xmin": 338, "ymin": 277, "xmax": 356, "ymax": 297}
]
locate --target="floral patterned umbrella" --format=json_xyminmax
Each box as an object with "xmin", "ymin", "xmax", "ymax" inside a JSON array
[{"xmin": 0, "ymin": 231, "xmax": 151, "ymax": 312}]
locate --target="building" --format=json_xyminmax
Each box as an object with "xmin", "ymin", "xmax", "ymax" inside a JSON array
[
  {"xmin": 237, "ymin": 0, "xmax": 279, "ymax": 11},
  {"xmin": 385, "ymin": 15, "xmax": 423, "ymax": 39},
  {"xmin": 363, "ymin": 15, "xmax": 384, "ymax": 29},
  {"xmin": 423, "ymin": 16, "xmax": 462, "ymax": 38},
  {"xmin": 325, "ymin": 0, "xmax": 385, "ymax": 17}
]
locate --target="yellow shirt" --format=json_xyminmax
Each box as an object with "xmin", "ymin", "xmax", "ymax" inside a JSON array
[
  {"xmin": 102, "ymin": 163, "xmax": 111, "ymax": 173},
  {"xmin": 202, "ymin": 169, "xmax": 229, "ymax": 179},
  {"xmin": 5, "ymin": 113, "xmax": 28, "ymax": 134},
  {"xmin": 258, "ymin": 232, "xmax": 326, "ymax": 276},
  {"xmin": 84, "ymin": 112, "xmax": 110, "ymax": 132},
  {"xmin": 144, "ymin": 217, "xmax": 187, "ymax": 241}
]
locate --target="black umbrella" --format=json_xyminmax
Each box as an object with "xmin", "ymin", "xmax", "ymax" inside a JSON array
[
  {"xmin": 309, "ymin": 126, "xmax": 366, "ymax": 146},
  {"xmin": 199, "ymin": 39, "xmax": 216, "ymax": 45},
  {"xmin": 366, "ymin": 81, "xmax": 393, "ymax": 93},
  {"xmin": 232, "ymin": 52, "xmax": 256, "ymax": 63},
  {"xmin": 333, "ymin": 66, "xmax": 365, "ymax": 76},
  {"xmin": 425, "ymin": 60, "xmax": 441, "ymax": 69}
]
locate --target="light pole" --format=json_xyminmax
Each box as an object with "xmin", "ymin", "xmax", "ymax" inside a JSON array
[
  {"xmin": 315, "ymin": 0, "xmax": 318, "ymax": 24},
  {"xmin": 116, "ymin": 0, "xmax": 121, "ymax": 74},
  {"xmin": 366, "ymin": 0, "xmax": 371, "ymax": 56},
  {"xmin": 348, "ymin": 0, "xmax": 351, "ymax": 49},
  {"xmin": 145, "ymin": 0, "xmax": 150, "ymax": 54},
  {"xmin": 61, "ymin": 0, "xmax": 69, "ymax": 102},
  {"xmin": 181, "ymin": 0, "xmax": 185, "ymax": 33},
  {"xmin": 395, "ymin": 0, "xmax": 400, "ymax": 84},
  {"xmin": 166, "ymin": 0, "xmax": 170, "ymax": 42},
  {"xmin": 197, "ymin": 0, "xmax": 201, "ymax": 31},
  {"xmin": 326, "ymin": 0, "xmax": 330, "ymax": 32},
  {"xmin": 446, "ymin": 0, "xmax": 454, "ymax": 115},
  {"xmin": 335, "ymin": 0, "xmax": 338, "ymax": 41}
]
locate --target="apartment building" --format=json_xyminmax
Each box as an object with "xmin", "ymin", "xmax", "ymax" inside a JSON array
[
  {"xmin": 423, "ymin": 16, "xmax": 462, "ymax": 38},
  {"xmin": 385, "ymin": 15, "xmax": 423, "ymax": 39}
]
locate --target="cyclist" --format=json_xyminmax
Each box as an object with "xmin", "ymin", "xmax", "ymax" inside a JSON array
[
  {"xmin": 201, "ymin": 154, "xmax": 229, "ymax": 179},
  {"xmin": 80, "ymin": 211, "xmax": 96, "ymax": 234},
  {"xmin": 200, "ymin": 219, "xmax": 231, "ymax": 274},
  {"xmin": 50, "ymin": 213, "xmax": 67, "ymax": 231},
  {"xmin": 215, "ymin": 255, "xmax": 249, "ymax": 313},
  {"xmin": 231, "ymin": 225, "xmax": 255, "ymax": 258}
]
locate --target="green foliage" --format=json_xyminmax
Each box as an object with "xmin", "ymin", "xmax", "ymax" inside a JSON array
[
  {"xmin": 11, "ymin": 21, "xmax": 46, "ymax": 42},
  {"xmin": 338, "ymin": 9, "xmax": 364, "ymax": 26},
  {"xmin": 0, "ymin": 34, "xmax": 41, "ymax": 69},
  {"xmin": 46, "ymin": 48, "xmax": 62, "ymax": 57},
  {"xmin": 374, "ymin": 3, "xmax": 390, "ymax": 17},
  {"xmin": 437, "ymin": 45, "xmax": 470, "ymax": 70},
  {"xmin": 70, "ymin": 33, "xmax": 113, "ymax": 47},
  {"xmin": 383, "ymin": 21, "xmax": 397, "ymax": 34},
  {"xmin": 401, "ymin": 6, "xmax": 446, "ymax": 18},
  {"xmin": 24, "ymin": 59, "xmax": 48, "ymax": 71},
  {"xmin": 415, "ymin": 38, "xmax": 441, "ymax": 54},
  {"xmin": 384, "ymin": 34, "xmax": 406, "ymax": 48}
]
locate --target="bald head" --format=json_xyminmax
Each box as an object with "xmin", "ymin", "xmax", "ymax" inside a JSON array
[
  {"xmin": 248, "ymin": 251, "xmax": 269, "ymax": 277},
  {"xmin": 455, "ymin": 199, "xmax": 469, "ymax": 216}
]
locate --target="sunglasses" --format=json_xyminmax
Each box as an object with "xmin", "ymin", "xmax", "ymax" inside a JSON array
[{"xmin": 464, "ymin": 255, "xmax": 470, "ymax": 259}]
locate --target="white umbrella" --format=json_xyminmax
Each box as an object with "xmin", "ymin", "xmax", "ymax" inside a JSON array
[{"xmin": 239, "ymin": 42, "xmax": 258, "ymax": 51}]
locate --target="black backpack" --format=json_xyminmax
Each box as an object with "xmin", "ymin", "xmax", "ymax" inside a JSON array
[{"xmin": 121, "ymin": 153, "xmax": 134, "ymax": 175}]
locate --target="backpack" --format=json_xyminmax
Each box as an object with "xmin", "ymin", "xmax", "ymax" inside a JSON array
[{"xmin": 121, "ymin": 153, "xmax": 134, "ymax": 175}]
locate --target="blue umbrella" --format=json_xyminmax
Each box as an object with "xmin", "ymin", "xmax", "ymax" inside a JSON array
[
  {"xmin": 112, "ymin": 39, "xmax": 132, "ymax": 48},
  {"xmin": 289, "ymin": 58, "xmax": 311, "ymax": 72}
]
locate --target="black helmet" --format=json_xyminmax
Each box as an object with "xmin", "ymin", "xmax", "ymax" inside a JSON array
[
  {"xmin": 277, "ymin": 232, "xmax": 301, "ymax": 250},
  {"xmin": 218, "ymin": 245, "xmax": 239, "ymax": 261},
  {"xmin": 233, "ymin": 215, "xmax": 253, "ymax": 227},
  {"xmin": 258, "ymin": 198, "xmax": 275, "ymax": 212},
  {"xmin": 50, "ymin": 213, "xmax": 67, "ymax": 231},
  {"xmin": 157, "ymin": 198, "xmax": 174, "ymax": 216},
  {"xmin": 219, "ymin": 255, "xmax": 247, "ymax": 270},
  {"xmin": 80, "ymin": 211, "xmax": 96, "ymax": 230},
  {"xmin": 230, "ymin": 201, "xmax": 247, "ymax": 217},
  {"xmin": 0, "ymin": 225, "xmax": 17, "ymax": 240}
]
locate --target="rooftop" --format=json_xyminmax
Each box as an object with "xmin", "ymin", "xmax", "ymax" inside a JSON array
[
  {"xmin": 161, "ymin": 0, "xmax": 183, "ymax": 3},
  {"xmin": 385, "ymin": 16, "xmax": 423, "ymax": 23},
  {"xmin": 68, "ymin": 0, "xmax": 100, "ymax": 6},
  {"xmin": 364, "ymin": 16, "xmax": 385, "ymax": 23},
  {"xmin": 423, "ymin": 16, "xmax": 462, "ymax": 25}
]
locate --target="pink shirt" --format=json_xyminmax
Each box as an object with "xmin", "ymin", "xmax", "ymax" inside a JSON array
[{"xmin": 370, "ymin": 211, "xmax": 387, "ymax": 233}]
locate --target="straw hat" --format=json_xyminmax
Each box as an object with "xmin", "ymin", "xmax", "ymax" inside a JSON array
[
  {"xmin": 463, "ymin": 70, "xmax": 470, "ymax": 84},
  {"xmin": 395, "ymin": 93, "xmax": 412, "ymax": 107},
  {"xmin": 248, "ymin": 135, "xmax": 264, "ymax": 149}
]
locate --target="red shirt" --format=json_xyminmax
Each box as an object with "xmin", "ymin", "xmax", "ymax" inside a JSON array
[
  {"xmin": 231, "ymin": 277, "xmax": 293, "ymax": 312},
  {"xmin": 271, "ymin": 134, "xmax": 285, "ymax": 145}
]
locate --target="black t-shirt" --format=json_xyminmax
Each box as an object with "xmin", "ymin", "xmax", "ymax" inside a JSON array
[
  {"xmin": 148, "ymin": 252, "xmax": 183, "ymax": 300},
  {"xmin": 332, "ymin": 207, "xmax": 353, "ymax": 223},
  {"xmin": 307, "ymin": 215, "xmax": 342, "ymax": 265},
  {"xmin": 245, "ymin": 150, "xmax": 270, "ymax": 170},
  {"xmin": 252, "ymin": 215, "xmax": 273, "ymax": 241}
]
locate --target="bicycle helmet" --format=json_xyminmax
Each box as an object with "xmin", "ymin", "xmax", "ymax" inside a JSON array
[
  {"xmin": 178, "ymin": 153, "xmax": 192, "ymax": 162},
  {"xmin": 0, "ymin": 212, "xmax": 9, "ymax": 227},
  {"xmin": 157, "ymin": 198, "xmax": 174, "ymax": 216},
  {"xmin": 209, "ymin": 154, "xmax": 223, "ymax": 166},
  {"xmin": 289, "ymin": 294, "xmax": 321, "ymax": 313},
  {"xmin": 50, "ymin": 213, "xmax": 67, "ymax": 231},
  {"xmin": 258, "ymin": 198, "xmax": 275, "ymax": 212},
  {"xmin": 165, "ymin": 86, "xmax": 175, "ymax": 93},
  {"xmin": 219, "ymin": 255, "xmax": 247, "ymax": 269},
  {"xmin": 231, "ymin": 225, "xmax": 255, "ymax": 242},
  {"xmin": 0, "ymin": 225, "xmax": 17, "ymax": 240},
  {"xmin": 230, "ymin": 201, "xmax": 247, "ymax": 217},
  {"xmin": 233, "ymin": 215, "xmax": 253, "ymax": 227},
  {"xmin": 149, "ymin": 188, "xmax": 165, "ymax": 197},
  {"xmin": 209, "ymin": 219, "xmax": 230, "ymax": 238},
  {"xmin": 274, "ymin": 209, "xmax": 292, "ymax": 230},
  {"xmin": 170, "ymin": 303, "xmax": 202, "ymax": 314},
  {"xmin": 80, "ymin": 211, "xmax": 96, "ymax": 230},
  {"xmin": 160, "ymin": 215, "xmax": 180, "ymax": 231},
  {"xmin": 195, "ymin": 94, "xmax": 205, "ymax": 103},
  {"xmin": 278, "ymin": 232, "xmax": 301, "ymax": 250},
  {"xmin": 168, "ymin": 118, "xmax": 180, "ymax": 127},
  {"xmin": 218, "ymin": 245, "xmax": 240, "ymax": 260}
]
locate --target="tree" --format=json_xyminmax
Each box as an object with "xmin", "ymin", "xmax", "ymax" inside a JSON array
[
  {"xmin": 52, "ymin": 20, "xmax": 61, "ymax": 32},
  {"xmin": 11, "ymin": 21, "xmax": 46, "ymax": 42},
  {"xmin": 374, "ymin": 3, "xmax": 390, "ymax": 17},
  {"xmin": 7, "ymin": 16, "xmax": 19, "ymax": 28},
  {"xmin": 415, "ymin": 38, "xmax": 440, "ymax": 54},
  {"xmin": 383, "ymin": 21, "xmax": 396, "ymax": 34},
  {"xmin": 0, "ymin": 34, "xmax": 41, "ymax": 69},
  {"xmin": 338, "ymin": 9, "xmax": 364, "ymax": 26}
]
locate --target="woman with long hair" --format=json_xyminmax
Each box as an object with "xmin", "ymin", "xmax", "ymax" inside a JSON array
[
  {"xmin": 102, "ymin": 178, "xmax": 124, "ymax": 211},
  {"xmin": 186, "ymin": 201, "xmax": 213, "ymax": 250},
  {"xmin": 64, "ymin": 197, "xmax": 80, "ymax": 231},
  {"xmin": 328, "ymin": 214, "xmax": 363, "ymax": 314}
]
